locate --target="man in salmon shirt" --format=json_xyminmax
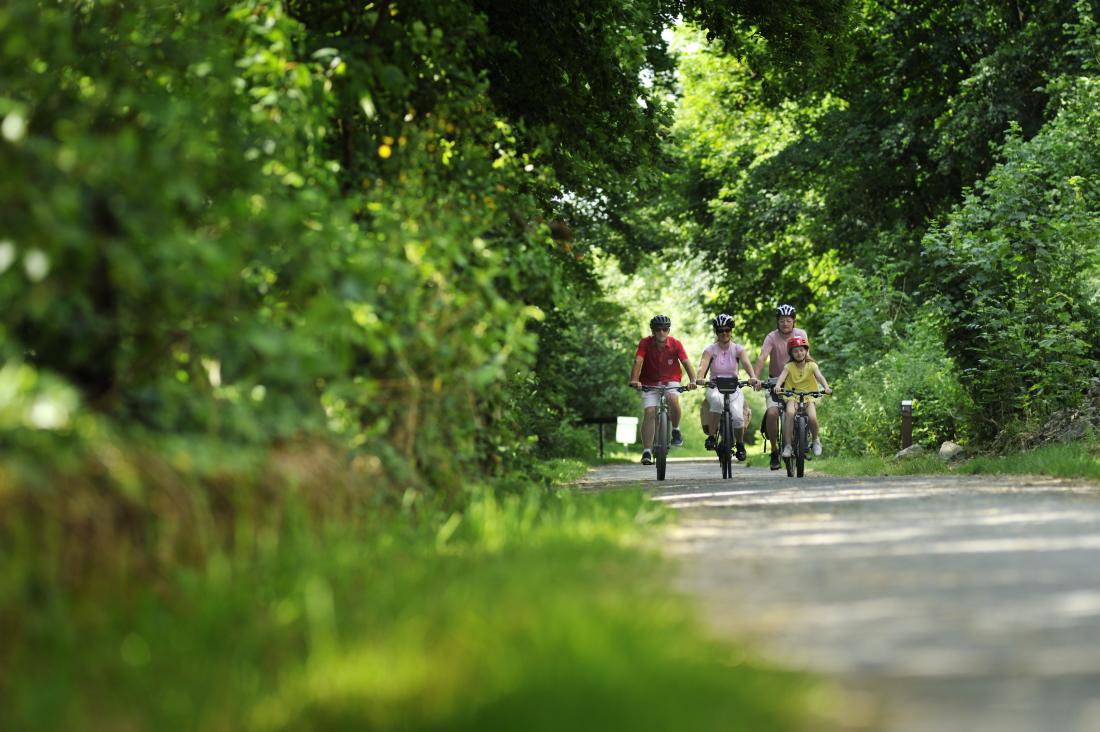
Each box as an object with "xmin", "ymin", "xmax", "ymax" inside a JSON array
[
  {"xmin": 629, "ymin": 314, "xmax": 698, "ymax": 466},
  {"xmin": 753, "ymin": 304, "xmax": 808, "ymax": 470}
]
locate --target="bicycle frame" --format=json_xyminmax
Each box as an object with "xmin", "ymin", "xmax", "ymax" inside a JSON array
[
  {"xmin": 777, "ymin": 389, "xmax": 827, "ymax": 478},
  {"xmin": 702, "ymin": 376, "xmax": 751, "ymax": 480},
  {"xmin": 640, "ymin": 384, "xmax": 688, "ymax": 481}
]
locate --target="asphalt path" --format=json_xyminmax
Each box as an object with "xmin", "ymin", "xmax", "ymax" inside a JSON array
[{"xmin": 575, "ymin": 457, "xmax": 1100, "ymax": 732}]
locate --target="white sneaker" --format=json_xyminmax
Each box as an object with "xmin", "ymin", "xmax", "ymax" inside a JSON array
[
  {"xmin": 781, "ymin": 445, "xmax": 792, "ymax": 458},
  {"xmin": 812, "ymin": 440, "xmax": 823, "ymax": 456}
]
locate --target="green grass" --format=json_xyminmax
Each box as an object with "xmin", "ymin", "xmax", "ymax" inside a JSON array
[
  {"xmin": 2, "ymin": 484, "xmax": 824, "ymax": 732},
  {"xmin": 959, "ymin": 440, "xmax": 1100, "ymax": 480},
  {"xmin": 812, "ymin": 439, "xmax": 1100, "ymax": 480}
]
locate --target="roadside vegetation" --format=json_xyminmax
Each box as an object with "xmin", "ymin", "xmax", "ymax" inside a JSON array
[
  {"xmin": 2, "ymin": 439, "xmax": 822, "ymax": 731},
  {"xmin": 811, "ymin": 438, "xmax": 1100, "ymax": 481}
]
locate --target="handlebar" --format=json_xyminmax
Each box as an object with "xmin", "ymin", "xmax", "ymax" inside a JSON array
[
  {"xmin": 637, "ymin": 384, "xmax": 691, "ymax": 393},
  {"xmin": 699, "ymin": 375, "xmax": 760, "ymax": 395},
  {"xmin": 776, "ymin": 388, "xmax": 831, "ymax": 399},
  {"xmin": 697, "ymin": 377, "xmax": 757, "ymax": 388}
]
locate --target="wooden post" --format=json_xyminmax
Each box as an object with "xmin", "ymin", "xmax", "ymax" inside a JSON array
[{"xmin": 900, "ymin": 400, "xmax": 913, "ymax": 449}]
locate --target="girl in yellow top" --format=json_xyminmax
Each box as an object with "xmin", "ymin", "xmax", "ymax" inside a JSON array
[{"xmin": 774, "ymin": 335, "xmax": 832, "ymax": 457}]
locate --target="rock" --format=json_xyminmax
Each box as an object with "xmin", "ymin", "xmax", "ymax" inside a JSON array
[
  {"xmin": 939, "ymin": 441, "xmax": 964, "ymax": 460},
  {"xmin": 895, "ymin": 444, "xmax": 925, "ymax": 460}
]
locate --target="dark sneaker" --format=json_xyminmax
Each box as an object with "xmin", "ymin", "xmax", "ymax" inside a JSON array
[
  {"xmin": 641, "ymin": 450, "xmax": 653, "ymax": 466},
  {"xmin": 704, "ymin": 435, "xmax": 716, "ymax": 451},
  {"xmin": 735, "ymin": 443, "xmax": 747, "ymax": 462},
  {"xmin": 769, "ymin": 449, "xmax": 781, "ymax": 470},
  {"xmin": 671, "ymin": 428, "xmax": 683, "ymax": 447}
]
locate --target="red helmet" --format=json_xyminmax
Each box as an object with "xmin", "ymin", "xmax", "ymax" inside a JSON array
[{"xmin": 787, "ymin": 335, "xmax": 809, "ymax": 350}]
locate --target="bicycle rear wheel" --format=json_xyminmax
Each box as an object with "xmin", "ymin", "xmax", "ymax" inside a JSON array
[
  {"xmin": 794, "ymin": 418, "xmax": 806, "ymax": 478},
  {"xmin": 720, "ymin": 411, "xmax": 734, "ymax": 479},
  {"xmin": 655, "ymin": 411, "xmax": 669, "ymax": 481}
]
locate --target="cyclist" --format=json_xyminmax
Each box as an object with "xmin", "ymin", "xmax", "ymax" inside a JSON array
[
  {"xmin": 629, "ymin": 314, "xmax": 698, "ymax": 465},
  {"xmin": 774, "ymin": 335, "xmax": 832, "ymax": 457},
  {"xmin": 753, "ymin": 304, "xmax": 809, "ymax": 470},
  {"xmin": 696, "ymin": 313, "xmax": 759, "ymax": 461}
]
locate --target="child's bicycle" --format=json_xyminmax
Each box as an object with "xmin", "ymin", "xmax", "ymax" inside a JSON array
[
  {"xmin": 639, "ymin": 384, "xmax": 690, "ymax": 481},
  {"xmin": 699, "ymin": 376, "xmax": 752, "ymax": 479},
  {"xmin": 776, "ymin": 388, "xmax": 829, "ymax": 478}
]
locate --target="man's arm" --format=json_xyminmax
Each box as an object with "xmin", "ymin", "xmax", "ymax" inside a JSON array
[
  {"xmin": 681, "ymin": 356, "xmax": 698, "ymax": 388},
  {"xmin": 629, "ymin": 355, "xmax": 644, "ymax": 388},
  {"xmin": 753, "ymin": 339, "xmax": 770, "ymax": 381}
]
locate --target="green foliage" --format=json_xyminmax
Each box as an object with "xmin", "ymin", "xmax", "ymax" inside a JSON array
[
  {"xmin": 826, "ymin": 313, "xmax": 973, "ymax": 455},
  {"xmin": 668, "ymin": 0, "xmax": 1100, "ymax": 446},
  {"xmin": 923, "ymin": 75, "xmax": 1100, "ymax": 437},
  {"xmin": 670, "ymin": 0, "xmax": 1092, "ymax": 324},
  {"xmin": 815, "ymin": 264, "xmax": 914, "ymax": 377}
]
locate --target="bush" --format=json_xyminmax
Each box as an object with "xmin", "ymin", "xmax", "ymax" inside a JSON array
[
  {"xmin": 827, "ymin": 313, "xmax": 973, "ymax": 455},
  {"xmin": 923, "ymin": 75, "xmax": 1100, "ymax": 439}
]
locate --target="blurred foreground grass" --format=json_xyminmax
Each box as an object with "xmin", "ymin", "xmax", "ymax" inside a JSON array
[{"xmin": 1, "ymin": 449, "xmax": 821, "ymax": 731}]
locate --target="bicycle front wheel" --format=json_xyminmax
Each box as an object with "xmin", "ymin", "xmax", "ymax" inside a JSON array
[
  {"xmin": 794, "ymin": 418, "xmax": 806, "ymax": 478},
  {"xmin": 720, "ymin": 411, "xmax": 734, "ymax": 479},
  {"xmin": 655, "ymin": 411, "xmax": 669, "ymax": 481}
]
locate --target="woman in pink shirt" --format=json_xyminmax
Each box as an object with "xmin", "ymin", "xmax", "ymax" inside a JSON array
[{"xmin": 696, "ymin": 314, "xmax": 759, "ymax": 462}]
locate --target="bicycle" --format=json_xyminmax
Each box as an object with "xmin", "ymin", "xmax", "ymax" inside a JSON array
[
  {"xmin": 776, "ymin": 389, "xmax": 829, "ymax": 478},
  {"xmin": 699, "ymin": 376, "xmax": 753, "ymax": 479},
  {"xmin": 639, "ymin": 384, "xmax": 690, "ymax": 481}
]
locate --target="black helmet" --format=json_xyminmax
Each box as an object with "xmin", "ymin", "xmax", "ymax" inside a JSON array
[
  {"xmin": 775, "ymin": 304, "xmax": 797, "ymax": 318},
  {"xmin": 711, "ymin": 313, "xmax": 735, "ymax": 332},
  {"xmin": 649, "ymin": 314, "xmax": 672, "ymax": 330}
]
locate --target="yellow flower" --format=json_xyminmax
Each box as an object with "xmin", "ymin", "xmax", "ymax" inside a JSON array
[{"xmin": 378, "ymin": 144, "xmax": 392, "ymax": 159}]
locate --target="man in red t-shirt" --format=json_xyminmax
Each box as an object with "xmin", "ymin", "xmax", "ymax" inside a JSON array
[{"xmin": 629, "ymin": 314, "xmax": 698, "ymax": 465}]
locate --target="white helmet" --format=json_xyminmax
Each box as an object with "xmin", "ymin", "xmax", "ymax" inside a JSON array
[
  {"xmin": 775, "ymin": 303, "xmax": 797, "ymax": 318},
  {"xmin": 711, "ymin": 313, "xmax": 735, "ymax": 332}
]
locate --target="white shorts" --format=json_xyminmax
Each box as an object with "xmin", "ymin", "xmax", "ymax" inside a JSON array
[
  {"xmin": 641, "ymin": 382, "xmax": 683, "ymax": 409},
  {"xmin": 763, "ymin": 380, "xmax": 784, "ymax": 410},
  {"xmin": 706, "ymin": 386, "xmax": 745, "ymax": 427},
  {"xmin": 765, "ymin": 390, "xmax": 784, "ymax": 410}
]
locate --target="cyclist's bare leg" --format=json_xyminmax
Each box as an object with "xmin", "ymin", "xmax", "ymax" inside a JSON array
[
  {"xmin": 743, "ymin": 403, "xmax": 752, "ymax": 430},
  {"xmin": 702, "ymin": 408, "xmax": 720, "ymax": 436},
  {"xmin": 782, "ymin": 401, "xmax": 797, "ymax": 447},
  {"xmin": 806, "ymin": 401, "xmax": 819, "ymax": 440},
  {"xmin": 667, "ymin": 393, "xmax": 682, "ymax": 430},
  {"xmin": 642, "ymin": 406, "xmax": 656, "ymax": 449},
  {"xmin": 765, "ymin": 406, "xmax": 781, "ymax": 451}
]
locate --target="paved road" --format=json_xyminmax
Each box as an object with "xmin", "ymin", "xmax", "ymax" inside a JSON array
[{"xmin": 575, "ymin": 459, "xmax": 1100, "ymax": 732}]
